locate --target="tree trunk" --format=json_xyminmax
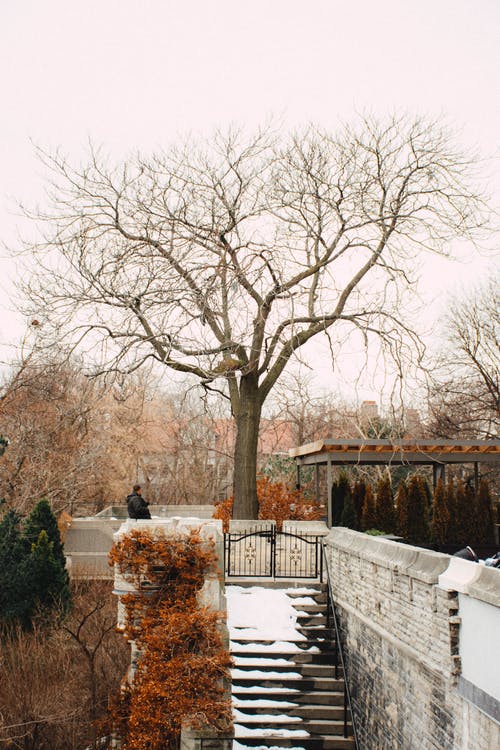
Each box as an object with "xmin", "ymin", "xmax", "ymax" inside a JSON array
[{"xmin": 232, "ymin": 376, "xmax": 262, "ymax": 519}]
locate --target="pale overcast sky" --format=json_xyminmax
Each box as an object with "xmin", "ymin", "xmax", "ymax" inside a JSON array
[{"xmin": 0, "ymin": 0, "xmax": 498, "ymax": 391}]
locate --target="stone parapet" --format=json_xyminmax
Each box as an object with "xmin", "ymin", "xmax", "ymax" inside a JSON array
[
  {"xmin": 324, "ymin": 528, "xmax": 499, "ymax": 750},
  {"xmin": 65, "ymin": 511, "xmax": 220, "ymax": 579},
  {"xmin": 282, "ymin": 520, "xmax": 329, "ymax": 535}
]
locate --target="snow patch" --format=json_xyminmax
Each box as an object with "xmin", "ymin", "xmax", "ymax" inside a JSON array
[
  {"xmin": 227, "ymin": 586, "xmax": 301, "ymax": 641},
  {"xmin": 231, "ymin": 669, "xmax": 301, "ymax": 679},
  {"xmin": 230, "ymin": 640, "xmax": 315, "ymax": 653},
  {"xmin": 233, "ymin": 709, "xmax": 302, "ymax": 723},
  {"xmin": 232, "ymin": 685, "xmax": 300, "ymax": 695},
  {"xmin": 233, "ymin": 656, "xmax": 291, "ymax": 666},
  {"xmin": 234, "ymin": 726, "xmax": 310, "ymax": 738},
  {"xmin": 232, "ymin": 698, "xmax": 299, "ymax": 708}
]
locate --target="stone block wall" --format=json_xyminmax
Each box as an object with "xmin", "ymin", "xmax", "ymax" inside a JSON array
[
  {"xmin": 64, "ymin": 507, "xmax": 217, "ymax": 578},
  {"xmin": 324, "ymin": 528, "xmax": 499, "ymax": 750}
]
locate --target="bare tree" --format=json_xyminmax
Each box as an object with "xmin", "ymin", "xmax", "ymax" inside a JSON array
[
  {"xmin": 0, "ymin": 358, "xmax": 149, "ymax": 515},
  {"xmin": 427, "ymin": 276, "xmax": 499, "ymax": 438},
  {"xmin": 0, "ymin": 581, "xmax": 128, "ymax": 750},
  {"xmin": 18, "ymin": 116, "xmax": 489, "ymax": 517},
  {"xmin": 139, "ymin": 388, "xmax": 233, "ymax": 504}
]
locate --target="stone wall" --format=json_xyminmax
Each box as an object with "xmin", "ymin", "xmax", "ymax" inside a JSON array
[
  {"xmin": 64, "ymin": 506, "xmax": 216, "ymax": 578},
  {"xmin": 324, "ymin": 528, "xmax": 499, "ymax": 750}
]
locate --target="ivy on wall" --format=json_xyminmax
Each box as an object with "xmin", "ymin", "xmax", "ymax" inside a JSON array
[{"xmin": 106, "ymin": 528, "xmax": 232, "ymax": 750}]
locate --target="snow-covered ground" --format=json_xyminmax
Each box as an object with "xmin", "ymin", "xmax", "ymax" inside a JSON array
[
  {"xmin": 227, "ymin": 585, "xmax": 319, "ymax": 746},
  {"xmin": 226, "ymin": 585, "xmax": 317, "ymax": 642}
]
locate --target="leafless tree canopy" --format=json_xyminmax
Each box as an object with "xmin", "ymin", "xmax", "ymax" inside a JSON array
[
  {"xmin": 19, "ymin": 116, "xmax": 490, "ymax": 517},
  {"xmin": 0, "ymin": 358, "xmax": 148, "ymax": 515},
  {"xmin": 427, "ymin": 277, "xmax": 499, "ymax": 438},
  {"xmin": 0, "ymin": 581, "xmax": 128, "ymax": 750}
]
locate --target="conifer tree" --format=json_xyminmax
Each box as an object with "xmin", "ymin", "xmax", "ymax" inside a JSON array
[
  {"xmin": 0, "ymin": 510, "xmax": 33, "ymax": 628},
  {"xmin": 475, "ymin": 479, "xmax": 495, "ymax": 546},
  {"xmin": 352, "ymin": 480, "xmax": 366, "ymax": 530},
  {"xmin": 444, "ymin": 479, "xmax": 458, "ymax": 544},
  {"xmin": 376, "ymin": 476, "xmax": 396, "ymax": 534},
  {"xmin": 331, "ymin": 472, "xmax": 351, "ymax": 526},
  {"xmin": 395, "ymin": 480, "xmax": 409, "ymax": 538},
  {"xmin": 361, "ymin": 485, "xmax": 378, "ymax": 531},
  {"xmin": 24, "ymin": 499, "xmax": 66, "ymax": 568},
  {"xmin": 463, "ymin": 482, "xmax": 478, "ymax": 546},
  {"xmin": 430, "ymin": 479, "xmax": 450, "ymax": 547},
  {"xmin": 422, "ymin": 478, "xmax": 433, "ymax": 509},
  {"xmin": 454, "ymin": 481, "xmax": 471, "ymax": 548},
  {"xmin": 405, "ymin": 475, "xmax": 430, "ymax": 546},
  {"xmin": 0, "ymin": 503, "xmax": 71, "ymax": 629},
  {"xmin": 28, "ymin": 530, "xmax": 71, "ymax": 616},
  {"xmin": 340, "ymin": 491, "xmax": 358, "ymax": 529}
]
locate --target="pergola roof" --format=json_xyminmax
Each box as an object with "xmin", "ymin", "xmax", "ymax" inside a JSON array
[{"xmin": 289, "ymin": 439, "xmax": 500, "ymax": 466}]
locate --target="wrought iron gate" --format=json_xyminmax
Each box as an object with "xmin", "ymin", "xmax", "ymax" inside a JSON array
[{"xmin": 223, "ymin": 526, "xmax": 323, "ymax": 579}]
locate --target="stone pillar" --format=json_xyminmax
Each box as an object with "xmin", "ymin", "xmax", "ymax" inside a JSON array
[{"xmin": 112, "ymin": 517, "xmax": 233, "ymax": 746}]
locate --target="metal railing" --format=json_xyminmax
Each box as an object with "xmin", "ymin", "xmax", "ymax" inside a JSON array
[
  {"xmin": 322, "ymin": 544, "xmax": 361, "ymax": 749},
  {"xmin": 224, "ymin": 527, "xmax": 323, "ymax": 578}
]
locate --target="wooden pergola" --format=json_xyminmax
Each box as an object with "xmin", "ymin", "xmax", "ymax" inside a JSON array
[{"xmin": 289, "ymin": 439, "xmax": 500, "ymax": 527}]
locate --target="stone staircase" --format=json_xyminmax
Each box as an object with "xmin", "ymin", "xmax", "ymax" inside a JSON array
[{"xmin": 228, "ymin": 583, "xmax": 355, "ymax": 750}]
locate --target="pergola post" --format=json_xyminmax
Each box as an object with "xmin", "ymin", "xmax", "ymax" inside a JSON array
[
  {"xmin": 432, "ymin": 463, "xmax": 446, "ymax": 489},
  {"xmin": 287, "ymin": 440, "xmax": 499, "ymax": 521},
  {"xmin": 326, "ymin": 459, "xmax": 333, "ymax": 528}
]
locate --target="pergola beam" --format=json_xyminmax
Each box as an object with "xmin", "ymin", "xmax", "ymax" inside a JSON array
[{"xmin": 290, "ymin": 439, "xmax": 500, "ymax": 526}]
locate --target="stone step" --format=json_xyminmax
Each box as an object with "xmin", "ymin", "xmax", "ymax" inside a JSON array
[
  {"xmin": 232, "ymin": 662, "xmax": 337, "ymax": 677},
  {"xmin": 291, "ymin": 603, "xmax": 328, "ymax": 615},
  {"xmin": 232, "ymin": 735, "xmax": 355, "ymax": 749},
  {"xmin": 295, "ymin": 614, "xmax": 328, "ymax": 627},
  {"xmin": 233, "ymin": 702, "xmax": 349, "ymax": 721},
  {"xmin": 234, "ymin": 718, "xmax": 353, "ymax": 736},
  {"xmin": 232, "ymin": 689, "xmax": 346, "ymax": 706},
  {"xmin": 231, "ymin": 675, "xmax": 346, "ymax": 691},
  {"xmin": 231, "ymin": 634, "xmax": 332, "ymax": 646},
  {"xmin": 232, "ymin": 650, "xmax": 337, "ymax": 664},
  {"xmin": 296, "ymin": 626, "xmax": 333, "ymax": 638},
  {"xmin": 286, "ymin": 590, "xmax": 327, "ymax": 603}
]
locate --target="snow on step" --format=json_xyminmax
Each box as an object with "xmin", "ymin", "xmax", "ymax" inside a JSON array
[
  {"xmin": 233, "ymin": 726, "xmax": 310, "ymax": 738},
  {"xmin": 227, "ymin": 586, "xmax": 305, "ymax": 643},
  {"xmin": 233, "ymin": 698, "xmax": 299, "ymax": 708},
  {"xmin": 234, "ymin": 656, "xmax": 293, "ymax": 666},
  {"xmin": 233, "ymin": 710, "xmax": 303, "ymax": 724},
  {"xmin": 232, "ymin": 669, "xmax": 302, "ymax": 679},
  {"xmin": 230, "ymin": 640, "xmax": 319, "ymax": 653}
]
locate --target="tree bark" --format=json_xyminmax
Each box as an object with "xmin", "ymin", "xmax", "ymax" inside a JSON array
[{"xmin": 232, "ymin": 375, "xmax": 262, "ymax": 519}]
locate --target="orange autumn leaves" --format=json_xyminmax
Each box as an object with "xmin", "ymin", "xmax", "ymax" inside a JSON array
[
  {"xmin": 214, "ymin": 476, "xmax": 323, "ymax": 531},
  {"xmin": 107, "ymin": 528, "xmax": 232, "ymax": 750}
]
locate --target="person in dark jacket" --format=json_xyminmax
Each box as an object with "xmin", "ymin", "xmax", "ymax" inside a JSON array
[{"xmin": 126, "ymin": 484, "xmax": 151, "ymax": 519}]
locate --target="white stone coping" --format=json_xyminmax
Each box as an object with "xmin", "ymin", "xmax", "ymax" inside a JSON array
[
  {"xmin": 439, "ymin": 559, "xmax": 500, "ymax": 606},
  {"xmin": 113, "ymin": 517, "xmax": 223, "ymax": 542},
  {"xmin": 228, "ymin": 520, "xmax": 275, "ymax": 532},
  {"xmin": 326, "ymin": 527, "xmax": 500, "ymax": 607},
  {"xmin": 325, "ymin": 527, "xmax": 449, "ymax": 583},
  {"xmin": 282, "ymin": 520, "xmax": 329, "ymax": 535}
]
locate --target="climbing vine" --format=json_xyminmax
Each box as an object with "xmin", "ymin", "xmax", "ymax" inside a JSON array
[{"xmin": 106, "ymin": 528, "xmax": 232, "ymax": 750}]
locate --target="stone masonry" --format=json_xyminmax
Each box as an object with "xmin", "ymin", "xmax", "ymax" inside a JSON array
[{"xmin": 324, "ymin": 528, "xmax": 499, "ymax": 750}]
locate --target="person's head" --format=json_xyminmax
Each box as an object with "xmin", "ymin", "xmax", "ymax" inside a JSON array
[{"xmin": 133, "ymin": 483, "xmax": 141, "ymax": 494}]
